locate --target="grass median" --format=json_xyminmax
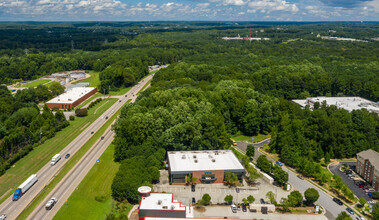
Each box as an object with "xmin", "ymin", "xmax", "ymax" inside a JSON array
[
  {"xmin": 0, "ymin": 99, "xmax": 117, "ymax": 205},
  {"xmin": 16, "ymin": 99, "xmax": 130, "ymax": 219}
]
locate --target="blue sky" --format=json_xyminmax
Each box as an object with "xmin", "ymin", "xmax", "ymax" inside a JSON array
[{"xmin": 0, "ymin": 0, "xmax": 378, "ymax": 21}]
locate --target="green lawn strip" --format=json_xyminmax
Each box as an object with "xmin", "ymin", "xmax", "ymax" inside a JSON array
[
  {"xmin": 25, "ymin": 79, "xmax": 51, "ymax": 88},
  {"xmin": 76, "ymin": 93, "xmax": 104, "ymax": 109},
  {"xmin": 232, "ymin": 134, "xmax": 271, "ymax": 143},
  {"xmin": 229, "ymin": 146, "xmax": 246, "ymax": 160},
  {"xmin": 137, "ymin": 79, "xmax": 152, "ymax": 95},
  {"xmin": 17, "ymin": 99, "xmax": 121, "ymax": 220},
  {"xmin": 72, "ymin": 71, "xmax": 100, "ymax": 87},
  {"xmin": 0, "ymin": 99, "xmax": 117, "ymax": 205},
  {"xmin": 109, "ymin": 86, "xmax": 131, "ymax": 96}
]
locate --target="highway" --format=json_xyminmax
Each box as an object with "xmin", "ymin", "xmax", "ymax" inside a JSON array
[
  {"xmin": 236, "ymin": 140, "xmax": 360, "ymax": 220},
  {"xmin": 0, "ymin": 74, "xmax": 154, "ymax": 220}
]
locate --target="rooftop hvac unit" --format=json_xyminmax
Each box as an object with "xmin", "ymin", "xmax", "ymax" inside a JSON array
[
  {"xmin": 162, "ymin": 206, "xmax": 168, "ymax": 209},
  {"xmin": 68, "ymin": 99, "xmax": 72, "ymax": 101},
  {"xmin": 58, "ymin": 99, "xmax": 60, "ymax": 101},
  {"xmin": 181, "ymin": 155, "xmax": 186, "ymax": 159},
  {"xmin": 158, "ymin": 200, "xmax": 162, "ymax": 205},
  {"xmin": 212, "ymin": 159, "xmax": 216, "ymax": 162},
  {"xmin": 171, "ymin": 205, "xmax": 175, "ymax": 210},
  {"xmin": 193, "ymin": 155, "xmax": 197, "ymax": 159},
  {"xmin": 194, "ymin": 159, "xmax": 198, "ymax": 163}
]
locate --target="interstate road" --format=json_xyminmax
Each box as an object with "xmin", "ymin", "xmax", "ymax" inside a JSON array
[{"xmin": 0, "ymin": 74, "xmax": 154, "ymax": 220}]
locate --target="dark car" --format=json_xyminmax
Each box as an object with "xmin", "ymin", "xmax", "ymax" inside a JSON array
[
  {"xmin": 297, "ymin": 175, "xmax": 304, "ymax": 180},
  {"xmin": 65, "ymin": 154, "xmax": 70, "ymax": 159},
  {"xmin": 119, "ymin": 100, "xmax": 121, "ymax": 102},
  {"xmin": 191, "ymin": 184, "xmax": 195, "ymax": 192},
  {"xmin": 333, "ymin": 198, "xmax": 343, "ymax": 206},
  {"xmin": 125, "ymin": 95, "xmax": 127, "ymax": 97},
  {"xmin": 101, "ymin": 136, "xmax": 104, "ymax": 140},
  {"xmin": 105, "ymin": 116, "xmax": 108, "ymax": 119},
  {"xmin": 345, "ymin": 170, "xmax": 352, "ymax": 175},
  {"xmin": 236, "ymin": 187, "xmax": 240, "ymax": 193},
  {"xmin": 192, "ymin": 198, "xmax": 196, "ymax": 204},
  {"xmin": 260, "ymin": 198, "xmax": 265, "ymax": 204},
  {"xmin": 242, "ymin": 205, "xmax": 247, "ymax": 212},
  {"xmin": 346, "ymin": 207, "xmax": 354, "ymax": 215},
  {"xmin": 91, "ymin": 131, "xmax": 94, "ymax": 134}
]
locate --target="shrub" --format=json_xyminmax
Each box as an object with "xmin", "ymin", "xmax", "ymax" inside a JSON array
[
  {"xmin": 52, "ymin": 106, "xmax": 59, "ymax": 111},
  {"xmin": 75, "ymin": 108, "xmax": 88, "ymax": 117},
  {"xmin": 69, "ymin": 115, "xmax": 75, "ymax": 121}
]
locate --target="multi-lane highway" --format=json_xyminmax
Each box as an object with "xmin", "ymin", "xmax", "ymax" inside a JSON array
[
  {"xmin": 236, "ymin": 140, "xmax": 360, "ymax": 220},
  {"xmin": 0, "ymin": 74, "xmax": 154, "ymax": 220}
]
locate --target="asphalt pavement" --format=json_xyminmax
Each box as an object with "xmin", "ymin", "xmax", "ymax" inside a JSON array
[
  {"xmin": 329, "ymin": 162, "xmax": 372, "ymax": 202},
  {"xmin": 236, "ymin": 140, "xmax": 360, "ymax": 220},
  {"xmin": 0, "ymin": 74, "xmax": 154, "ymax": 220}
]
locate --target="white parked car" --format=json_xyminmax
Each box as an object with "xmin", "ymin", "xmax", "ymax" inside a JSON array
[
  {"xmin": 231, "ymin": 204, "xmax": 237, "ymax": 213},
  {"xmin": 45, "ymin": 197, "xmax": 58, "ymax": 210},
  {"xmin": 0, "ymin": 214, "xmax": 6, "ymax": 220}
]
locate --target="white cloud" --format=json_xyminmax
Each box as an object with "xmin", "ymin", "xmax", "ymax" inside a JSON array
[{"xmin": 248, "ymin": 0, "xmax": 298, "ymax": 13}]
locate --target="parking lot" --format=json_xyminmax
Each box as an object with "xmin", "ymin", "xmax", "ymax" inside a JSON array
[
  {"xmin": 329, "ymin": 162, "xmax": 373, "ymax": 202},
  {"xmin": 154, "ymin": 170, "xmax": 290, "ymax": 206}
]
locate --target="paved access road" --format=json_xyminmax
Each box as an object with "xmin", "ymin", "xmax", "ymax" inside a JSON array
[
  {"xmin": 0, "ymin": 74, "xmax": 154, "ymax": 220},
  {"xmin": 236, "ymin": 140, "xmax": 360, "ymax": 220}
]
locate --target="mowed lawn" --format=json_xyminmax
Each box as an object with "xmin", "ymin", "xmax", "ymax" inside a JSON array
[
  {"xmin": 53, "ymin": 144, "xmax": 120, "ymax": 220},
  {"xmin": 0, "ymin": 98, "xmax": 118, "ymax": 204},
  {"xmin": 24, "ymin": 79, "xmax": 51, "ymax": 88},
  {"xmin": 232, "ymin": 133, "xmax": 271, "ymax": 143},
  {"xmin": 72, "ymin": 71, "xmax": 100, "ymax": 87}
]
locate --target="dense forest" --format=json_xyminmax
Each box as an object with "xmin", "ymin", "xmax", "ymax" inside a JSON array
[{"xmin": 0, "ymin": 22, "xmax": 377, "ymax": 204}]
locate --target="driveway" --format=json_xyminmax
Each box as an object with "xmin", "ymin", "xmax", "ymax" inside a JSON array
[
  {"xmin": 236, "ymin": 139, "xmax": 270, "ymax": 161},
  {"xmin": 329, "ymin": 162, "xmax": 373, "ymax": 202}
]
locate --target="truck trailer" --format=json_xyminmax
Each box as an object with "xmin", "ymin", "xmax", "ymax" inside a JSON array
[
  {"xmin": 51, "ymin": 154, "xmax": 61, "ymax": 166},
  {"xmin": 13, "ymin": 174, "xmax": 38, "ymax": 201}
]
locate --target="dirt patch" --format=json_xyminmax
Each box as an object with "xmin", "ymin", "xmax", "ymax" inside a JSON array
[{"xmin": 194, "ymin": 206, "xmax": 206, "ymax": 212}]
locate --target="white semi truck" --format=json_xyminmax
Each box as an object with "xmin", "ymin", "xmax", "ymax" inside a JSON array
[
  {"xmin": 12, "ymin": 174, "xmax": 38, "ymax": 201},
  {"xmin": 51, "ymin": 154, "xmax": 61, "ymax": 166}
]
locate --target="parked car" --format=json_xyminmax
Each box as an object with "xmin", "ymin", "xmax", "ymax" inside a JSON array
[
  {"xmin": 45, "ymin": 197, "xmax": 58, "ymax": 210},
  {"xmin": 231, "ymin": 204, "xmax": 237, "ymax": 213},
  {"xmin": 192, "ymin": 198, "xmax": 196, "ymax": 204},
  {"xmin": 260, "ymin": 198, "xmax": 265, "ymax": 204},
  {"xmin": 356, "ymin": 216, "xmax": 366, "ymax": 220},
  {"xmin": 242, "ymin": 205, "xmax": 247, "ymax": 212},
  {"xmin": 191, "ymin": 184, "xmax": 195, "ymax": 192},
  {"xmin": 333, "ymin": 198, "xmax": 343, "ymax": 206},
  {"xmin": 297, "ymin": 175, "xmax": 304, "ymax": 180},
  {"xmin": 276, "ymin": 161, "xmax": 283, "ymax": 166},
  {"xmin": 235, "ymin": 187, "xmax": 240, "ymax": 193},
  {"xmin": 346, "ymin": 207, "xmax": 354, "ymax": 215},
  {"xmin": 119, "ymin": 100, "xmax": 121, "ymax": 102},
  {"xmin": 0, "ymin": 214, "xmax": 6, "ymax": 220},
  {"xmin": 345, "ymin": 170, "xmax": 352, "ymax": 175},
  {"xmin": 65, "ymin": 154, "xmax": 70, "ymax": 159}
]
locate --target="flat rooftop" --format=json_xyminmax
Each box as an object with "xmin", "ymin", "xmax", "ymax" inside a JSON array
[
  {"xmin": 168, "ymin": 150, "xmax": 244, "ymax": 173},
  {"xmin": 292, "ymin": 96, "xmax": 379, "ymax": 114},
  {"xmin": 46, "ymin": 87, "xmax": 96, "ymax": 104},
  {"xmin": 139, "ymin": 193, "xmax": 186, "ymax": 211}
]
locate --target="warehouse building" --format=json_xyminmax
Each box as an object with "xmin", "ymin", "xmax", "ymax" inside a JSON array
[
  {"xmin": 357, "ymin": 149, "xmax": 379, "ymax": 191},
  {"xmin": 46, "ymin": 87, "xmax": 97, "ymax": 109},
  {"xmin": 167, "ymin": 150, "xmax": 245, "ymax": 185},
  {"xmin": 292, "ymin": 96, "xmax": 379, "ymax": 114},
  {"xmin": 138, "ymin": 186, "xmax": 193, "ymax": 220}
]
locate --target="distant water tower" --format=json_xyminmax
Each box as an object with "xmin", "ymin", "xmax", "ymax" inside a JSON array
[{"xmin": 138, "ymin": 186, "xmax": 152, "ymax": 198}]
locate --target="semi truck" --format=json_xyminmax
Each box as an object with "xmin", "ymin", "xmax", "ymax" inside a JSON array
[
  {"xmin": 51, "ymin": 154, "xmax": 61, "ymax": 166},
  {"xmin": 12, "ymin": 174, "xmax": 38, "ymax": 201}
]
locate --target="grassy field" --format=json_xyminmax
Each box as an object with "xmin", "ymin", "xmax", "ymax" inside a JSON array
[
  {"xmin": 16, "ymin": 98, "xmax": 121, "ymax": 219},
  {"xmin": 0, "ymin": 98, "xmax": 118, "ymax": 205},
  {"xmin": 53, "ymin": 144, "xmax": 120, "ymax": 220},
  {"xmin": 72, "ymin": 71, "xmax": 100, "ymax": 87},
  {"xmin": 232, "ymin": 134, "xmax": 271, "ymax": 143},
  {"xmin": 24, "ymin": 79, "xmax": 51, "ymax": 88},
  {"xmin": 76, "ymin": 93, "xmax": 104, "ymax": 109}
]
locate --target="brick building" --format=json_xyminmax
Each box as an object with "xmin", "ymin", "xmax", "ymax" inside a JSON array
[
  {"xmin": 167, "ymin": 150, "xmax": 245, "ymax": 185},
  {"xmin": 46, "ymin": 87, "xmax": 97, "ymax": 109},
  {"xmin": 357, "ymin": 149, "xmax": 379, "ymax": 191},
  {"xmin": 138, "ymin": 186, "xmax": 193, "ymax": 220}
]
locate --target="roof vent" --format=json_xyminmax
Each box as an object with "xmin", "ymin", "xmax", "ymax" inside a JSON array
[
  {"xmin": 208, "ymin": 155, "xmax": 213, "ymax": 158},
  {"xmin": 158, "ymin": 200, "xmax": 162, "ymax": 205},
  {"xmin": 162, "ymin": 206, "xmax": 168, "ymax": 209},
  {"xmin": 194, "ymin": 159, "xmax": 198, "ymax": 163},
  {"xmin": 68, "ymin": 99, "xmax": 72, "ymax": 101},
  {"xmin": 171, "ymin": 205, "xmax": 175, "ymax": 210},
  {"xmin": 181, "ymin": 155, "xmax": 186, "ymax": 159},
  {"xmin": 212, "ymin": 159, "xmax": 216, "ymax": 162},
  {"xmin": 193, "ymin": 155, "xmax": 197, "ymax": 159},
  {"xmin": 58, "ymin": 99, "xmax": 60, "ymax": 101}
]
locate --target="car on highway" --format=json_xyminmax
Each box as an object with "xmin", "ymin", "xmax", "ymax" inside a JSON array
[
  {"xmin": 91, "ymin": 131, "xmax": 94, "ymax": 134},
  {"xmin": 191, "ymin": 184, "xmax": 195, "ymax": 192},
  {"xmin": 242, "ymin": 205, "xmax": 247, "ymax": 212},
  {"xmin": 260, "ymin": 198, "xmax": 265, "ymax": 204},
  {"xmin": 346, "ymin": 207, "xmax": 354, "ymax": 215},
  {"xmin": 119, "ymin": 100, "xmax": 121, "ymax": 102},
  {"xmin": 333, "ymin": 197, "xmax": 343, "ymax": 206},
  {"xmin": 125, "ymin": 95, "xmax": 127, "ymax": 97},
  {"xmin": 356, "ymin": 216, "xmax": 366, "ymax": 220},
  {"xmin": 0, "ymin": 214, "xmax": 6, "ymax": 220},
  {"xmin": 297, "ymin": 175, "xmax": 304, "ymax": 180},
  {"xmin": 192, "ymin": 197, "xmax": 196, "ymax": 204},
  {"xmin": 101, "ymin": 136, "xmax": 104, "ymax": 140},
  {"xmin": 65, "ymin": 154, "xmax": 70, "ymax": 159},
  {"xmin": 105, "ymin": 116, "xmax": 108, "ymax": 119},
  {"xmin": 45, "ymin": 197, "xmax": 58, "ymax": 210}
]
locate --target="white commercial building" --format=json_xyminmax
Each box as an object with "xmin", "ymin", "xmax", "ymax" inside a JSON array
[
  {"xmin": 167, "ymin": 150, "xmax": 245, "ymax": 184},
  {"xmin": 46, "ymin": 87, "xmax": 97, "ymax": 109},
  {"xmin": 292, "ymin": 96, "xmax": 379, "ymax": 114}
]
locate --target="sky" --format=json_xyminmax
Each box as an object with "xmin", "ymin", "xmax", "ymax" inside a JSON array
[{"xmin": 0, "ymin": 0, "xmax": 378, "ymax": 21}]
